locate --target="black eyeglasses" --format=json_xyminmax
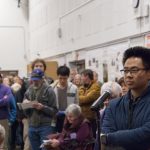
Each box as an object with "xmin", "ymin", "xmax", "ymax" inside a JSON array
[{"xmin": 120, "ymin": 68, "xmax": 148, "ymax": 75}]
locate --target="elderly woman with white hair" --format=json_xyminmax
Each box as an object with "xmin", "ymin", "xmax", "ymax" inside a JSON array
[
  {"xmin": 100, "ymin": 81, "xmax": 122, "ymax": 108},
  {"xmin": 44, "ymin": 104, "xmax": 93, "ymax": 150},
  {"xmin": 94, "ymin": 81, "xmax": 122, "ymax": 150}
]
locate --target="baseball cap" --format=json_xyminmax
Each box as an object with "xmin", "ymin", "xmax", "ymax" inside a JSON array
[{"xmin": 31, "ymin": 69, "xmax": 44, "ymax": 81}]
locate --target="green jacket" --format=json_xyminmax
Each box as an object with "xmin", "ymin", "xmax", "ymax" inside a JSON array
[{"xmin": 24, "ymin": 82, "xmax": 58, "ymax": 127}]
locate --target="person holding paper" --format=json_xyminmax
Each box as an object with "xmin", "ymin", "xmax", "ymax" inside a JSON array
[
  {"xmin": 23, "ymin": 69, "xmax": 57, "ymax": 150},
  {"xmin": 44, "ymin": 104, "xmax": 93, "ymax": 150}
]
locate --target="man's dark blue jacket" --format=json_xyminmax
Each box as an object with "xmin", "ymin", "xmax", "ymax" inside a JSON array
[{"xmin": 102, "ymin": 84, "xmax": 150, "ymax": 150}]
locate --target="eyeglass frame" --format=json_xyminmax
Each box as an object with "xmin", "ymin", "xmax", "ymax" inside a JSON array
[{"xmin": 120, "ymin": 67, "xmax": 149, "ymax": 75}]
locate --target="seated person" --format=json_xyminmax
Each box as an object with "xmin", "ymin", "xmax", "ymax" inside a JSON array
[{"xmin": 44, "ymin": 104, "xmax": 93, "ymax": 150}]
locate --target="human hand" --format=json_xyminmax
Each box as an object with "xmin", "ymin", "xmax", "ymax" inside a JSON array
[
  {"xmin": 50, "ymin": 139, "xmax": 60, "ymax": 148},
  {"xmin": 23, "ymin": 99, "xmax": 30, "ymax": 103},
  {"xmin": 32, "ymin": 102, "xmax": 44, "ymax": 110}
]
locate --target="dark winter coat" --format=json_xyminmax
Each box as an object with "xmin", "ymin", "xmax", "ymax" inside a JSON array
[{"xmin": 102, "ymin": 83, "xmax": 150, "ymax": 150}]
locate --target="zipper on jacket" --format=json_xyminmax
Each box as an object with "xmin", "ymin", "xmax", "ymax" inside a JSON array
[{"xmin": 128, "ymin": 102, "xmax": 134, "ymax": 129}]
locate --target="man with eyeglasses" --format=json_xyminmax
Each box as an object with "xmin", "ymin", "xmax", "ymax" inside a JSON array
[{"xmin": 101, "ymin": 46, "xmax": 150, "ymax": 150}]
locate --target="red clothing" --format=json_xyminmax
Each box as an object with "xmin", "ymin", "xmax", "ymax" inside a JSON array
[{"xmin": 48, "ymin": 115, "xmax": 94, "ymax": 150}]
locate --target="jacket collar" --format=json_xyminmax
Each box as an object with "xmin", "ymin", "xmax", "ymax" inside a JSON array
[{"xmin": 126, "ymin": 81, "xmax": 150, "ymax": 102}]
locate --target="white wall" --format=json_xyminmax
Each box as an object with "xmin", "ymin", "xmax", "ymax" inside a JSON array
[
  {"xmin": 0, "ymin": 0, "xmax": 28, "ymax": 77},
  {"xmin": 29, "ymin": 0, "xmax": 150, "ymax": 60},
  {"xmin": 86, "ymin": 42, "xmax": 129, "ymax": 82}
]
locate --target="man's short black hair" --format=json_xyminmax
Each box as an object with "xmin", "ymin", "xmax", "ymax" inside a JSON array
[
  {"xmin": 57, "ymin": 66, "xmax": 70, "ymax": 76},
  {"xmin": 81, "ymin": 69, "xmax": 93, "ymax": 80},
  {"xmin": 123, "ymin": 46, "xmax": 150, "ymax": 69}
]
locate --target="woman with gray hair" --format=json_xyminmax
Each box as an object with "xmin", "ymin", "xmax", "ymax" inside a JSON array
[
  {"xmin": 94, "ymin": 81, "xmax": 122, "ymax": 150},
  {"xmin": 65, "ymin": 104, "xmax": 82, "ymax": 122},
  {"xmin": 99, "ymin": 81, "xmax": 122, "ymax": 122},
  {"xmin": 44, "ymin": 104, "xmax": 93, "ymax": 150},
  {"xmin": 101, "ymin": 81, "xmax": 122, "ymax": 98}
]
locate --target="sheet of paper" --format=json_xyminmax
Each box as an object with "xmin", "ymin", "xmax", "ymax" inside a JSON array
[
  {"xmin": 43, "ymin": 139, "xmax": 52, "ymax": 144},
  {"xmin": 40, "ymin": 139, "xmax": 52, "ymax": 148},
  {"xmin": 17, "ymin": 101, "xmax": 38, "ymax": 110}
]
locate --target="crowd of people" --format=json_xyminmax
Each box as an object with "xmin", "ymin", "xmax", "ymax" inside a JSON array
[{"xmin": 0, "ymin": 46, "xmax": 150, "ymax": 150}]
